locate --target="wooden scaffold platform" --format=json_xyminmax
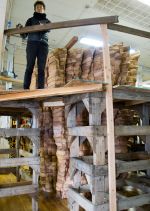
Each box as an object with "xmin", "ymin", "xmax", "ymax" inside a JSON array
[{"xmin": 0, "ymin": 7, "xmax": 150, "ymax": 210}]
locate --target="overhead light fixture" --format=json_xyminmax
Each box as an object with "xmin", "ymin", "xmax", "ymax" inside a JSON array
[
  {"xmin": 130, "ymin": 48, "xmax": 136, "ymax": 54},
  {"xmin": 80, "ymin": 37, "xmax": 103, "ymax": 47},
  {"xmin": 137, "ymin": 0, "xmax": 150, "ymax": 6}
]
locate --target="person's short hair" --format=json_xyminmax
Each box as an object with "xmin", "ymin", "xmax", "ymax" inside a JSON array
[{"xmin": 34, "ymin": 1, "xmax": 46, "ymax": 10}]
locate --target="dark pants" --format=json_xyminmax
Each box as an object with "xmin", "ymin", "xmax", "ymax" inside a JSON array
[{"xmin": 24, "ymin": 41, "xmax": 48, "ymax": 89}]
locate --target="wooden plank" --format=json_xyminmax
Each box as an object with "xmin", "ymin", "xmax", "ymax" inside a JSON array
[
  {"xmin": 67, "ymin": 188, "xmax": 150, "ymax": 211},
  {"xmin": 0, "ymin": 76, "xmax": 23, "ymax": 84},
  {"xmin": 72, "ymin": 157, "xmax": 150, "ymax": 175},
  {"xmin": 68, "ymin": 125, "xmax": 150, "ymax": 137},
  {"xmin": 0, "ymin": 185, "xmax": 38, "ymax": 197},
  {"xmin": 0, "ymin": 84, "xmax": 103, "ymax": 102},
  {"xmin": 0, "ymin": 128, "xmax": 40, "ymax": 137},
  {"xmin": 0, "ymin": 157, "xmax": 40, "ymax": 167},
  {"xmin": 43, "ymin": 100, "xmax": 65, "ymax": 107},
  {"xmin": 125, "ymin": 179, "xmax": 150, "ymax": 193},
  {"xmin": 118, "ymin": 193, "xmax": 150, "ymax": 210},
  {"xmin": 108, "ymin": 23, "xmax": 150, "ymax": 39},
  {"xmin": 68, "ymin": 188, "xmax": 108, "ymax": 211},
  {"xmin": 65, "ymin": 36, "xmax": 78, "ymax": 50},
  {"xmin": 0, "ymin": 148, "xmax": 16, "ymax": 154},
  {"xmin": 0, "ymin": 101, "xmax": 39, "ymax": 107},
  {"xmin": 71, "ymin": 158, "xmax": 93, "ymax": 176},
  {"xmin": 71, "ymin": 157, "xmax": 108, "ymax": 176},
  {"xmin": 101, "ymin": 24, "xmax": 117, "ymax": 211},
  {"xmin": 68, "ymin": 126, "xmax": 94, "ymax": 137},
  {"xmin": 117, "ymin": 159, "xmax": 150, "ymax": 173},
  {"xmin": 0, "ymin": 181, "xmax": 32, "ymax": 188},
  {"xmin": 116, "ymin": 152, "xmax": 150, "ymax": 161},
  {"xmin": 115, "ymin": 125, "xmax": 150, "ymax": 136},
  {"xmin": 113, "ymin": 86, "xmax": 150, "ymax": 101},
  {"xmin": 4, "ymin": 16, "xmax": 119, "ymax": 36}
]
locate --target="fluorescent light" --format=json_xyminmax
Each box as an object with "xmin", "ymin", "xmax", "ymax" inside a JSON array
[
  {"xmin": 80, "ymin": 38, "xmax": 103, "ymax": 47},
  {"xmin": 137, "ymin": 0, "xmax": 150, "ymax": 6},
  {"xmin": 130, "ymin": 48, "xmax": 136, "ymax": 54}
]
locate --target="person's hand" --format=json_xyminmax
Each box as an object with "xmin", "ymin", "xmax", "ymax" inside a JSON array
[{"xmin": 16, "ymin": 23, "xmax": 23, "ymax": 29}]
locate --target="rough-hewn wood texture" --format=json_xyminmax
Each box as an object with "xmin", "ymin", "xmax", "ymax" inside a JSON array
[{"xmin": 4, "ymin": 16, "xmax": 119, "ymax": 36}]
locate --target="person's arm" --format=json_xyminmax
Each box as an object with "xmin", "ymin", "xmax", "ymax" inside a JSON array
[
  {"xmin": 20, "ymin": 18, "xmax": 32, "ymax": 39},
  {"xmin": 46, "ymin": 19, "xmax": 51, "ymax": 33}
]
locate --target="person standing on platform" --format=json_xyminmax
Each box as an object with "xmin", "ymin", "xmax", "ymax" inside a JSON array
[{"xmin": 18, "ymin": 1, "xmax": 50, "ymax": 89}]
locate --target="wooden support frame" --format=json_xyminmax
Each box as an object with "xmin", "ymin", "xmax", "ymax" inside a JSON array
[
  {"xmin": 4, "ymin": 16, "xmax": 119, "ymax": 36},
  {"xmin": 101, "ymin": 24, "xmax": 116, "ymax": 211},
  {"xmin": 0, "ymin": 84, "xmax": 103, "ymax": 102},
  {"xmin": 68, "ymin": 125, "xmax": 150, "ymax": 137},
  {"xmin": 69, "ymin": 187, "xmax": 150, "ymax": 211},
  {"xmin": 30, "ymin": 109, "xmax": 40, "ymax": 211},
  {"xmin": 0, "ymin": 185, "xmax": 38, "ymax": 198},
  {"xmin": 0, "ymin": 157, "xmax": 40, "ymax": 168},
  {"xmin": 0, "ymin": 128, "xmax": 40, "ymax": 137},
  {"xmin": 108, "ymin": 23, "xmax": 150, "ymax": 39}
]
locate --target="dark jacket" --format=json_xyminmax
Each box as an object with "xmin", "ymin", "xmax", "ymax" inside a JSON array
[{"xmin": 22, "ymin": 12, "xmax": 50, "ymax": 46}]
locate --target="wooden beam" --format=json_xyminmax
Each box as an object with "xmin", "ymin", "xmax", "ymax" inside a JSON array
[
  {"xmin": 115, "ymin": 125, "xmax": 150, "ymax": 136},
  {"xmin": 43, "ymin": 100, "xmax": 64, "ymax": 107},
  {"xmin": 117, "ymin": 159, "xmax": 150, "ymax": 173},
  {"xmin": 0, "ymin": 75, "xmax": 23, "ymax": 84},
  {"xmin": 0, "ymin": 148, "xmax": 16, "ymax": 154},
  {"xmin": 68, "ymin": 125, "xmax": 150, "ymax": 137},
  {"xmin": 65, "ymin": 36, "xmax": 78, "ymax": 50},
  {"xmin": 108, "ymin": 24, "xmax": 150, "ymax": 39},
  {"xmin": 0, "ymin": 84, "xmax": 103, "ymax": 102},
  {"xmin": 0, "ymin": 157, "xmax": 40, "ymax": 167},
  {"xmin": 0, "ymin": 185, "xmax": 38, "ymax": 197},
  {"xmin": 71, "ymin": 157, "xmax": 108, "ymax": 176},
  {"xmin": 0, "ymin": 181, "xmax": 32, "ymax": 188},
  {"xmin": 113, "ymin": 86, "xmax": 150, "ymax": 101},
  {"xmin": 4, "ymin": 16, "xmax": 119, "ymax": 36},
  {"xmin": 125, "ymin": 179, "xmax": 150, "ymax": 193},
  {"xmin": 116, "ymin": 152, "xmax": 150, "ymax": 161},
  {"xmin": 118, "ymin": 193, "xmax": 150, "ymax": 210},
  {"xmin": 101, "ymin": 24, "xmax": 117, "ymax": 211},
  {"xmin": 68, "ymin": 188, "xmax": 108, "ymax": 211},
  {"xmin": 68, "ymin": 190, "xmax": 150, "ymax": 211},
  {"xmin": 68, "ymin": 126, "xmax": 97, "ymax": 137},
  {"xmin": 0, "ymin": 128, "xmax": 40, "ymax": 137},
  {"xmin": 0, "ymin": 101, "xmax": 39, "ymax": 109}
]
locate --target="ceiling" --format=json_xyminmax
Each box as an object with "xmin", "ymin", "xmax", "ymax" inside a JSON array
[{"xmin": 4, "ymin": 0, "xmax": 150, "ymax": 80}]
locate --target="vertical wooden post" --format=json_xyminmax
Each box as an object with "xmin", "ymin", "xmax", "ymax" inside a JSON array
[
  {"xmin": 141, "ymin": 104, "xmax": 150, "ymax": 176},
  {"xmin": 67, "ymin": 104, "xmax": 80, "ymax": 211},
  {"xmin": 89, "ymin": 96, "xmax": 106, "ymax": 205},
  {"xmin": 16, "ymin": 116, "xmax": 20, "ymax": 182},
  {"xmin": 89, "ymin": 96, "xmax": 105, "ymax": 166},
  {"xmin": 31, "ymin": 109, "xmax": 39, "ymax": 211},
  {"xmin": 100, "ymin": 24, "xmax": 117, "ymax": 211},
  {"xmin": 0, "ymin": 0, "xmax": 7, "ymax": 71}
]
